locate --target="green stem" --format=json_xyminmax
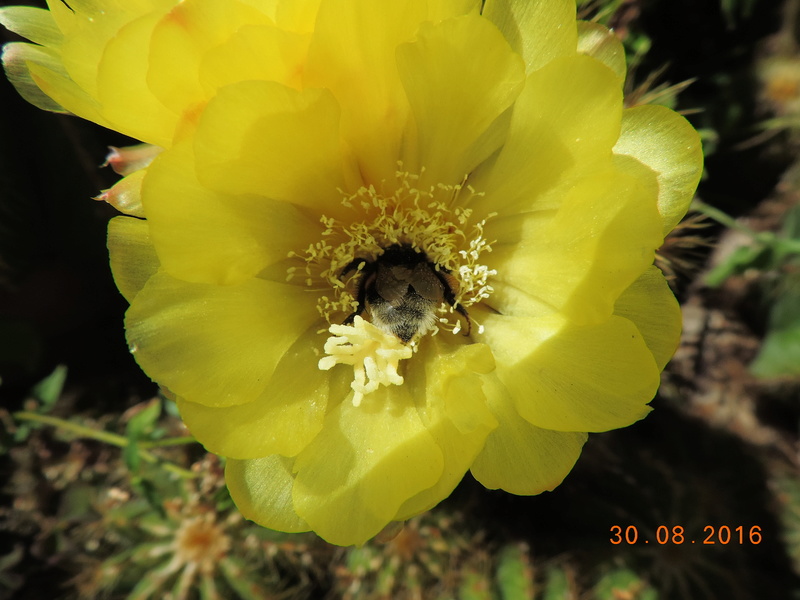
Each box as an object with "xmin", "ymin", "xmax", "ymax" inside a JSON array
[
  {"xmin": 692, "ymin": 199, "xmax": 763, "ymax": 238},
  {"xmin": 139, "ymin": 436, "xmax": 197, "ymax": 449},
  {"xmin": 14, "ymin": 411, "xmax": 197, "ymax": 479},
  {"xmin": 693, "ymin": 200, "xmax": 800, "ymax": 255}
]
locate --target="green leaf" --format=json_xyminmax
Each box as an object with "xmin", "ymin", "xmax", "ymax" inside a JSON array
[
  {"xmin": 30, "ymin": 364, "xmax": 67, "ymax": 410},
  {"xmin": 125, "ymin": 398, "xmax": 162, "ymax": 441},
  {"xmin": 705, "ymin": 244, "xmax": 774, "ymax": 287},
  {"xmin": 123, "ymin": 440, "xmax": 142, "ymax": 472}
]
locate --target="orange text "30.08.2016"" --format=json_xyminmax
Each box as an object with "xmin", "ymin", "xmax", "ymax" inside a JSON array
[{"xmin": 610, "ymin": 525, "xmax": 762, "ymax": 545}]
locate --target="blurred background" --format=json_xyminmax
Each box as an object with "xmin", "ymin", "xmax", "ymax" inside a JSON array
[{"xmin": 1, "ymin": 0, "xmax": 800, "ymax": 598}]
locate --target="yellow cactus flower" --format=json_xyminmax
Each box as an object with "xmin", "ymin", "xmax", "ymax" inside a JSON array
[{"xmin": 2, "ymin": 0, "xmax": 703, "ymax": 545}]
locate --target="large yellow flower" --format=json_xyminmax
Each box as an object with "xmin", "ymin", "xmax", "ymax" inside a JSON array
[{"xmin": 2, "ymin": 0, "xmax": 703, "ymax": 545}]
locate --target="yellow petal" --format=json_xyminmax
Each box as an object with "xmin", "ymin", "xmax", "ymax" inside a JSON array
[
  {"xmin": 483, "ymin": 312, "xmax": 660, "ymax": 432},
  {"xmin": 226, "ymin": 455, "xmax": 310, "ymax": 533},
  {"xmin": 292, "ymin": 386, "xmax": 444, "ymax": 545},
  {"xmin": 481, "ymin": 278, "xmax": 554, "ymax": 320},
  {"xmin": 95, "ymin": 9, "xmax": 178, "ymax": 146},
  {"xmin": 193, "ymin": 80, "xmax": 356, "ymax": 216},
  {"xmin": 613, "ymin": 266, "xmax": 681, "ymax": 371},
  {"xmin": 487, "ymin": 166, "xmax": 662, "ymax": 324},
  {"xmin": 61, "ymin": 0, "xmax": 173, "ymax": 17},
  {"xmin": 427, "ymin": 341, "xmax": 496, "ymax": 435},
  {"xmin": 304, "ymin": 0, "xmax": 425, "ymax": 185},
  {"xmin": 613, "ymin": 104, "xmax": 703, "ymax": 237},
  {"xmin": 395, "ymin": 339, "xmax": 497, "ymax": 520},
  {"xmin": 107, "ymin": 216, "xmax": 160, "ymax": 303},
  {"xmin": 396, "ymin": 14, "xmax": 525, "ymax": 185},
  {"xmin": 56, "ymin": 4, "xmax": 117, "ymax": 98},
  {"xmin": 274, "ymin": 0, "xmax": 321, "ymax": 32},
  {"xmin": 576, "ymin": 21, "xmax": 626, "ymax": 82},
  {"xmin": 470, "ymin": 374, "xmax": 587, "ymax": 494},
  {"xmin": 125, "ymin": 271, "xmax": 318, "ymax": 408},
  {"xmin": 199, "ymin": 24, "xmax": 310, "ymax": 93},
  {"xmin": 483, "ymin": 0, "xmax": 577, "ymax": 73},
  {"xmin": 143, "ymin": 140, "xmax": 319, "ymax": 285},
  {"xmin": 428, "ymin": 0, "xmax": 482, "ymax": 20},
  {"xmin": 44, "ymin": 0, "xmax": 73, "ymax": 34},
  {"xmin": 176, "ymin": 324, "xmax": 328, "ymax": 459},
  {"xmin": 54, "ymin": 1, "xmax": 173, "ymax": 100},
  {"xmin": 147, "ymin": 0, "xmax": 273, "ymax": 112},
  {"xmin": 477, "ymin": 55, "xmax": 623, "ymax": 216}
]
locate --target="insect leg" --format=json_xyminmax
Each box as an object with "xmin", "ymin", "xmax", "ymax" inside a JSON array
[
  {"xmin": 342, "ymin": 264, "xmax": 375, "ymax": 325},
  {"xmin": 340, "ymin": 257, "xmax": 367, "ymax": 278}
]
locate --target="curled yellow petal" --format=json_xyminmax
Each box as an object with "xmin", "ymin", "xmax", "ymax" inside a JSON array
[
  {"xmin": 146, "ymin": 0, "xmax": 273, "ymax": 113},
  {"xmin": 193, "ymin": 80, "xmax": 357, "ymax": 215},
  {"xmin": 95, "ymin": 9, "xmax": 178, "ymax": 146},
  {"xmin": 613, "ymin": 266, "xmax": 682, "ymax": 371},
  {"xmin": 488, "ymin": 165, "xmax": 661, "ymax": 324},
  {"xmin": 125, "ymin": 272, "xmax": 318, "ymax": 408},
  {"xmin": 107, "ymin": 216, "xmax": 160, "ymax": 302},
  {"xmin": 576, "ymin": 20, "xmax": 626, "ymax": 82},
  {"xmin": 477, "ymin": 54, "xmax": 623, "ymax": 216},
  {"xmin": 143, "ymin": 140, "xmax": 320, "ymax": 286},
  {"xmin": 483, "ymin": 312, "xmax": 659, "ymax": 432},
  {"xmin": 304, "ymin": 0, "xmax": 470, "ymax": 185},
  {"xmin": 292, "ymin": 387, "xmax": 444, "ymax": 545},
  {"xmin": 226, "ymin": 456, "xmax": 310, "ymax": 533},
  {"xmin": 396, "ymin": 13, "xmax": 525, "ymax": 185},
  {"xmin": 199, "ymin": 23, "xmax": 310, "ymax": 93},
  {"xmin": 613, "ymin": 104, "xmax": 704, "ymax": 237},
  {"xmin": 483, "ymin": 0, "xmax": 577, "ymax": 73},
  {"xmin": 177, "ymin": 325, "xmax": 329, "ymax": 459},
  {"xmin": 471, "ymin": 373, "xmax": 587, "ymax": 495},
  {"xmin": 394, "ymin": 338, "xmax": 497, "ymax": 520}
]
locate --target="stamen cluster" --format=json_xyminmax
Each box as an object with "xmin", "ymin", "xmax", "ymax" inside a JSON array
[{"xmin": 287, "ymin": 169, "xmax": 496, "ymax": 330}]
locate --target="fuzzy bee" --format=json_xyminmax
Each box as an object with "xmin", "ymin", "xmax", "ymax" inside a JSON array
[{"xmin": 341, "ymin": 244, "xmax": 471, "ymax": 343}]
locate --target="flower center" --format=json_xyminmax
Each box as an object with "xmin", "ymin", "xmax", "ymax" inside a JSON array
[{"xmin": 288, "ymin": 167, "xmax": 496, "ymax": 404}]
